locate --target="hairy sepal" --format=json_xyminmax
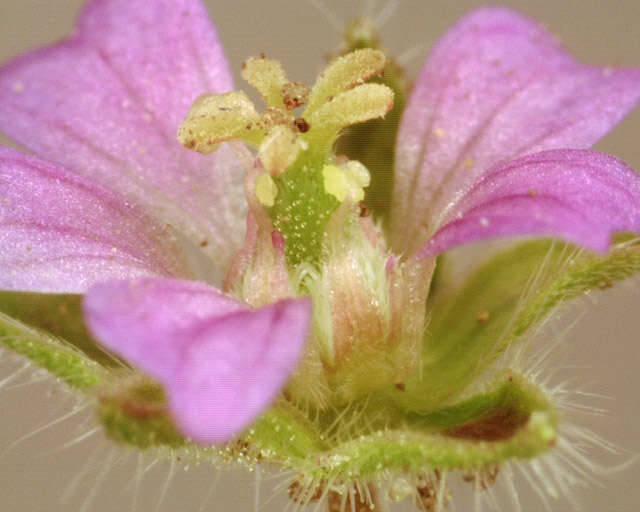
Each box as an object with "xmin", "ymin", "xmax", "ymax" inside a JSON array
[
  {"xmin": 292, "ymin": 371, "xmax": 556, "ymax": 483},
  {"xmin": 0, "ymin": 310, "xmax": 105, "ymax": 390},
  {"xmin": 96, "ymin": 374, "xmax": 326, "ymax": 461},
  {"xmin": 396, "ymin": 235, "xmax": 640, "ymax": 412},
  {"xmin": 0, "ymin": 291, "xmax": 120, "ymax": 368},
  {"xmin": 94, "ymin": 368, "xmax": 556, "ymax": 485},
  {"xmin": 97, "ymin": 374, "xmax": 185, "ymax": 449}
]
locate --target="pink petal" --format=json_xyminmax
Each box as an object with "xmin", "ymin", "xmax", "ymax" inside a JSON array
[
  {"xmin": 392, "ymin": 7, "xmax": 640, "ymax": 255},
  {"xmin": 417, "ymin": 150, "xmax": 640, "ymax": 258},
  {"xmin": 84, "ymin": 278, "xmax": 312, "ymax": 444},
  {"xmin": 0, "ymin": 148, "xmax": 190, "ymax": 292},
  {"xmin": 0, "ymin": 0, "xmax": 247, "ymax": 282}
]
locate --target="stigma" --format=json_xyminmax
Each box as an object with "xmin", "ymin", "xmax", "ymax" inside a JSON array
[{"xmin": 178, "ymin": 49, "xmax": 394, "ymax": 266}]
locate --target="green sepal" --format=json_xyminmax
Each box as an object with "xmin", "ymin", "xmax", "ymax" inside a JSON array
[
  {"xmin": 0, "ymin": 311, "xmax": 105, "ymax": 390},
  {"xmin": 97, "ymin": 375, "xmax": 185, "ymax": 449},
  {"xmin": 94, "ymin": 370, "xmax": 556, "ymax": 484},
  {"xmin": 95, "ymin": 374, "xmax": 326, "ymax": 460},
  {"xmin": 414, "ymin": 371, "xmax": 551, "ymax": 433},
  {"xmin": 296, "ymin": 372, "xmax": 556, "ymax": 481},
  {"xmin": 0, "ymin": 291, "xmax": 121, "ymax": 368},
  {"xmin": 513, "ymin": 235, "xmax": 640, "ymax": 338},
  {"xmin": 397, "ymin": 235, "xmax": 640, "ymax": 412},
  {"xmin": 306, "ymin": 411, "xmax": 554, "ymax": 481},
  {"xmin": 243, "ymin": 399, "xmax": 327, "ymax": 460}
]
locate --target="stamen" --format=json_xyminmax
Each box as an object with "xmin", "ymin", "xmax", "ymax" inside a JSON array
[
  {"xmin": 322, "ymin": 161, "xmax": 370, "ymax": 202},
  {"xmin": 255, "ymin": 173, "xmax": 278, "ymax": 207}
]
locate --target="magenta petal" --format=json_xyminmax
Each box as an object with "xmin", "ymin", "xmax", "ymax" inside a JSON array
[
  {"xmin": 0, "ymin": 148, "xmax": 190, "ymax": 292},
  {"xmin": 392, "ymin": 7, "xmax": 640, "ymax": 255},
  {"xmin": 84, "ymin": 278, "xmax": 312, "ymax": 444},
  {"xmin": 170, "ymin": 299, "xmax": 311, "ymax": 443},
  {"xmin": 417, "ymin": 150, "xmax": 640, "ymax": 258},
  {"xmin": 0, "ymin": 0, "xmax": 247, "ymax": 278}
]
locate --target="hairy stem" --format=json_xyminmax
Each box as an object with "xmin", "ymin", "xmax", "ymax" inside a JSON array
[{"xmin": 328, "ymin": 484, "xmax": 379, "ymax": 512}]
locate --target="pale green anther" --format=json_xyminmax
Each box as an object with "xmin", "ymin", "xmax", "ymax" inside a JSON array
[
  {"xmin": 323, "ymin": 165, "xmax": 353, "ymax": 202},
  {"xmin": 255, "ymin": 172, "xmax": 278, "ymax": 207},
  {"xmin": 322, "ymin": 161, "xmax": 370, "ymax": 202},
  {"xmin": 177, "ymin": 90, "xmax": 263, "ymax": 153},
  {"xmin": 345, "ymin": 160, "xmax": 371, "ymax": 188},
  {"xmin": 308, "ymin": 83, "xmax": 394, "ymax": 149},
  {"xmin": 241, "ymin": 56, "xmax": 288, "ymax": 108},
  {"xmin": 304, "ymin": 48, "xmax": 386, "ymax": 116}
]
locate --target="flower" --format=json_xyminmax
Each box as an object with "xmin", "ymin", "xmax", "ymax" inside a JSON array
[
  {"xmin": 1, "ymin": 0, "xmax": 639, "ymax": 510},
  {"xmin": 0, "ymin": 0, "xmax": 315, "ymax": 444}
]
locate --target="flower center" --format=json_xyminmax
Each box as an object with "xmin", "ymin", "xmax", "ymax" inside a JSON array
[
  {"xmin": 177, "ymin": 50, "xmax": 430, "ymax": 408},
  {"xmin": 177, "ymin": 49, "xmax": 394, "ymax": 266}
]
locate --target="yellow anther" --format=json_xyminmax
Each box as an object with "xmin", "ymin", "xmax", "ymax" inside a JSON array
[
  {"xmin": 242, "ymin": 56, "xmax": 288, "ymax": 107},
  {"xmin": 322, "ymin": 161, "xmax": 370, "ymax": 202},
  {"xmin": 323, "ymin": 165, "xmax": 351, "ymax": 202},
  {"xmin": 344, "ymin": 160, "xmax": 371, "ymax": 189},
  {"xmin": 305, "ymin": 49, "xmax": 386, "ymax": 115},
  {"xmin": 177, "ymin": 91, "xmax": 262, "ymax": 153},
  {"xmin": 255, "ymin": 172, "xmax": 278, "ymax": 207}
]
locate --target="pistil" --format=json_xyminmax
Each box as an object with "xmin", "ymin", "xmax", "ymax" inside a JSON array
[{"xmin": 177, "ymin": 49, "xmax": 394, "ymax": 266}]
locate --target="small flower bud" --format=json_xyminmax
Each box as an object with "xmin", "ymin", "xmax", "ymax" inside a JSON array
[{"xmin": 291, "ymin": 204, "xmax": 434, "ymax": 403}]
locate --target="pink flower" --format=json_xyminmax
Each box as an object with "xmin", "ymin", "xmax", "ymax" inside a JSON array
[
  {"xmin": 0, "ymin": 0, "xmax": 312, "ymax": 444},
  {"xmin": 391, "ymin": 9, "xmax": 640, "ymax": 257},
  {"xmin": 0, "ymin": 0, "xmax": 639, "ymax": 449}
]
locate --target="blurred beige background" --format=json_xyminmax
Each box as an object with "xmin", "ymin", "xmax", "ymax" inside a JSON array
[{"xmin": 0, "ymin": 1, "xmax": 639, "ymax": 511}]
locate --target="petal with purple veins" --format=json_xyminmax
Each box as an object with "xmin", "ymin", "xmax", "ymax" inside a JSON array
[
  {"xmin": 417, "ymin": 150, "xmax": 640, "ymax": 259},
  {"xmin": 0, "ymin": 148, "xmax": 190, "ymax": 293},
  {"xmin": 84, "ymin": 277, "xmax": 312, "ymax": 444},
  {"xmin": 392, "ymin": 7, "xmax": 640, "ymax": 255}
]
